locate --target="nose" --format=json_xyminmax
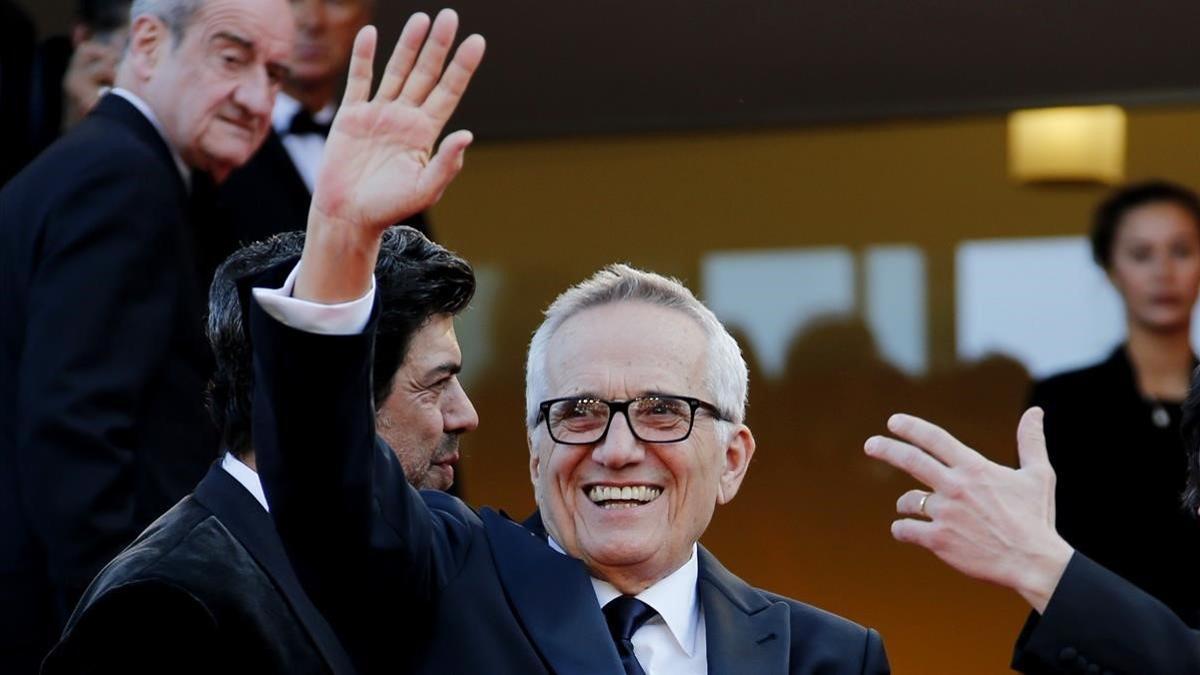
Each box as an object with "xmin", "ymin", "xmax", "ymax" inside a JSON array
[
  {"xmin": 590, "ymin": 412, "xmax": 644, "ymax": 469},
  {"xmin": 444, "ymin": 378, "xmax": 479, "ymax": 434},
  {"xmin": 233, "ymin": 67, "xmax": 275, "ymax": 121}
]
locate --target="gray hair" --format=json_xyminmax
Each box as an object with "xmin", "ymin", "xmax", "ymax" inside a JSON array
[
  {"xmin": 129, "ymin": 0, "xmax": 203, "ymax": 44},
  {"xmin": 525, "ymin": 263, "xmax": 749, "ymax": 430}
]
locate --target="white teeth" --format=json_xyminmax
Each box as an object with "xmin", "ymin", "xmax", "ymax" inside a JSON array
[{"xmin": 587, "ymin": 485, "xmax": 662, "ymax": 506}]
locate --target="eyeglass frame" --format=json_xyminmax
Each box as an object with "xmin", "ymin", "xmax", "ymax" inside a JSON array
[{"xmin": 536, "ymin": 394, "xmax": 728, "ymax": 446}]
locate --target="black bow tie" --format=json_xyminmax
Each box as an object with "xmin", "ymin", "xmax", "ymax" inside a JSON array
[{"xmin": 287, "ymin": 109, "xmax": 332, "ymax": 137}]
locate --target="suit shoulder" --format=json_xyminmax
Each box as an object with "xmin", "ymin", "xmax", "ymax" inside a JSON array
[
  {"xmin": 18, "ymin": 115, "xmax": 177, "ymax": 192},
  {"xmin": 80, "ymin": 498, "xmax": 218, "ymax": 598},
  {"xmin": 762, "ymin": 590, "xmax": 875, "ymax": 639}
]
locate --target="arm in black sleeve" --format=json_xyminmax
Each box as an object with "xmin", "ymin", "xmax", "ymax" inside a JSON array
[
  {"xmin": 1013, "ymin": 552, "xmax": 1200, "ymax": 674},
  {"xmin": 247, "ymin": 285, "xmax": 472, "ymax": 672}
]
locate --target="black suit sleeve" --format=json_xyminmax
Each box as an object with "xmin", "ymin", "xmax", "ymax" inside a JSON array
[
  {"xmin": 16, "ymin": 162, "xmax": 186, "ymax": 622},
  {"xmin": 1012, "ymin": 552, "xmax": 1200, "ymax": 674},
  {"xmin": 41, "ymin": 581, "xmax": 220, "ymax": 675},
  {"xmin": 248, "ymin": 289, "xmax": 471, "ymax": 673}
]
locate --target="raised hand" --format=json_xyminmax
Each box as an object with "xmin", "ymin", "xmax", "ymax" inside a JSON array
[
  {"xmin": 864, "ymin": 408, "xmax": 1074, "ymax": 613},
  {"xmin": 298, "ymin": 10, "xmax": 485, "ymax": 303}
]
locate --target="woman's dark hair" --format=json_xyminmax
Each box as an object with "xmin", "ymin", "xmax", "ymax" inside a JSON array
[
  {"xmin": 206, "ymin": 226, "xmax": 475, "ymax": 458},
  {"xmin": 1091, "ymin": 180, "xmax": 1200, "ymax": 269},
  {"xmin": 1182, "ymin": 366, "xmax": 1200, "ymax": 517}
]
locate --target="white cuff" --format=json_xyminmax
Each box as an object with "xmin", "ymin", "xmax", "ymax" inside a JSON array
[{"xmin": 250, "ymin": 262, "xmax": 375, "ymax": 336}]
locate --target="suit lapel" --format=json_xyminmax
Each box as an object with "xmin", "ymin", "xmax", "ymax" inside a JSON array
[
  {"xmin": 698, "ymin": 546, "xmax": 791, "ymax": 675},
  {"xmin": 483, "ymin": 509, "xmax": 625, "ymax": 674},
  {"xmin": 193, "ymin": 465, "xmax": 357, "ymax": 675}
]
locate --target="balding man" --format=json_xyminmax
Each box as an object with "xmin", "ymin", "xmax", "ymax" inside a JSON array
[{"xmin": 0, "ymin": 0, "xmax": 293, "ymax": 669}]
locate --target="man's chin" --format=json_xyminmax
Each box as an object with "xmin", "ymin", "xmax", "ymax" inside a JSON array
[{"xmin": 420, "ymin": 462, "xmax": 455, "ymax": 492}]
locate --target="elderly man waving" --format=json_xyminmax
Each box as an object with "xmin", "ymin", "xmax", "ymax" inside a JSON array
[{"xmin": 245, "ymin": 11, "xmax": 889, "ymax": 674}]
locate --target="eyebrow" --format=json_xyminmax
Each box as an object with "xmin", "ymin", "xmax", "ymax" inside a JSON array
[
  {"xmin": 424, "ymin": 362, "xmax": 462, "ymax": 380},
  {"xmin": 211, "ymin": 30, "xmax": 253, "ymax": 50}
]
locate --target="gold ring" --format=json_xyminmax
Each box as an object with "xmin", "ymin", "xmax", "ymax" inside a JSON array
[{"xmin": 918, "ymin": 492, "xmax": 931, "ymax": 517}]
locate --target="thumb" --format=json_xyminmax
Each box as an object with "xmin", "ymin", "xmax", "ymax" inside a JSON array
[
  {"xmin": 1016, "ymin": 406, "xmax": 1049, "ymax": 469},
  {"xmin": 418, "ymin": 129, "xmax": 473, "ymax": 206}
]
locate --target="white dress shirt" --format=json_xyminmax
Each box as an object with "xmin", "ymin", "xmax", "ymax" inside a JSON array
[
  {"xmin": 108, "ymin": 87, "xmax": 192, "ymax": 190},
  {"xmin": 550, "ymin": 537, "xmax": 708, "ymax": 674},
  {"xmin": 273, "ymin": 92, "xmax": 335, "ymax": 193},
  {"xmin": 253, "ymin": 266, "xmax": 707, "ymax": 673},
  {"xmin": 220, "ymin": 452, "xmax": 269, "ymax": 511}
]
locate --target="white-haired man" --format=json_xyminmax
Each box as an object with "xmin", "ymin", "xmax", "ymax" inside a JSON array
[
  {"xmin": 0, "ymin": 0, "xmax": 294, "ymax": 669},
  {"xmin": 245, "ymin": 16, "xmax": 889, "ymax": 671}
]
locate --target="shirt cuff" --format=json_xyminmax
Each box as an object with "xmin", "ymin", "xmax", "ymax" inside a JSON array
[{"xmin": 250, "ymin": 261, "xmax": 375, "ymax": 335}]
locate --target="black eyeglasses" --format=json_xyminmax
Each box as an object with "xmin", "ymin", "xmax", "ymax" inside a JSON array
[{"xmin": 537, "ymin": 395, "xmax": 726, "ymax": 445}]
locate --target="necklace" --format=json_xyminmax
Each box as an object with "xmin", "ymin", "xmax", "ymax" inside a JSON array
[{"xmin": 1149, "ymin": 400, "xmax": 1171, "ymax": 429}]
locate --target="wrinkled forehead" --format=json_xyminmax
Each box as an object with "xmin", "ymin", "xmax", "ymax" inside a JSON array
[
  {"xmin": 543, "ymin": 301, "xmax": 709, "ymax": 398},
  {"xmin": 185, "ymin": 0, "xmax": 295, "ymax": 59}
]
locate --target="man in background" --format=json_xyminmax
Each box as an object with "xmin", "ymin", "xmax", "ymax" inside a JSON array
[
  {"xmin": 28, "ymin": 0, "xmax": 133, "ymax": 153},
  {"xmin": 0, "ymin": 0, "xmax": 293, "ymax": 670},
  {"xmin": 217, "ymin": 0, "xmax": 429, "ymax": 255}
]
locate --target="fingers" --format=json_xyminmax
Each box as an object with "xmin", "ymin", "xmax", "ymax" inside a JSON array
[
  {"xmin": 341, "ymin": 25, "xmax": 378, "ymax": 106},
  {"xmin": 373, "ymin": 12, "xmax": 431, "ymax": 102},
  {"xmin": 897, "ymin": 489, "xmax": 935, "ymax": 519},
  {"xmin": 1016, "ymin": 407, "xmax": 1050, "ymax": 470},
  {"xmin": 422, "ymin": 34, "xmax": 486, "ymax": 124},
  {"xmin": 890, "ymin": 518, "xmax": 936, "ymax": 548},
  {"xmin": 864, "ymin": 435, "xmax": 951, "ymax": 490},
  {"xmin": 417, "ymin": 129, "xmax": 474, "ymax": 206},
  {"xmin": 398, "ymin": 8, "xmax": 459, "ymax": 106},
  {"xmin": 886, "ymin": 413, "xmax": 978, "ymax": 468}
]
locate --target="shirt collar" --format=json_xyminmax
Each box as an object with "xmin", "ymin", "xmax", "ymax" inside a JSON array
[
  {"xmin": 108, "ymin": 87, "xmax": 192, "ymax": 191},
  {"xmin": 220, "ymin": 452, "xmax": 269, "ymax": 512},
  {"xmin": 548, "ymin": 536, "xmax": 702, "ymax": 657},
  {"xmin": 272, "ymin": 90, "xmax": 336, "ymax": 134}
]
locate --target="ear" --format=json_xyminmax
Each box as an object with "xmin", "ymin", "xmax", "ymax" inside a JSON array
[
  {"xmin": 71, "ymin": 23, "xmax": 92, "ymax": 48},
  {"xmin": 716, "ymin": 424, "xmax": 755, "ymax": 505},
  {"xmin": 125, "ymin": 14, "xmax": 170, "ymax": 81},
  {"xmin": 528, "ymin": 431, "xmax": 542, "ymax": 496}
]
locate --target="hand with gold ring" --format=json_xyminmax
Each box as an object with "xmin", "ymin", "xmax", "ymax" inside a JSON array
[{"xmin": 864, "ymin": 408, "xmax": 1074, "ymax": 614}]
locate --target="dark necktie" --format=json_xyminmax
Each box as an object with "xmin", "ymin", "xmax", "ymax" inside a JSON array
[
  {"xmin": 603, "ymin": 596, "xmax": 658, "ymax": 675},
  {"xmin": 287, "ymin": 108, "xmax": 331, "ymax": 137}
]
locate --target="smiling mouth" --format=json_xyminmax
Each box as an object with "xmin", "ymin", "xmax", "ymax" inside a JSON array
[{"xmin": 586, "ymin": 484, "xmax": 662, "ymax": 509}]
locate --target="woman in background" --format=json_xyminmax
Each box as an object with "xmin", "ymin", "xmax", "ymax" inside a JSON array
[{"xmin": 1030, "ymin": 180, "xmax": 1200, "ymax": 628}]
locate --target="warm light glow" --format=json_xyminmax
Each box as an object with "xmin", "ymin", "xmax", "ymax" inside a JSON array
[{"xmin": 1007, "ymin": 105, "xmax": 1126, "ymax": 184}]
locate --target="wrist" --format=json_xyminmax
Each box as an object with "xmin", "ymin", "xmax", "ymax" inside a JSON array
[
  {"xmin": 295, "ymin": 212, "xmax": 382, "ymax": 304},
  {"xmin": 1014, "ymin": 535, "xmax": 1074, "ymax": 615}
]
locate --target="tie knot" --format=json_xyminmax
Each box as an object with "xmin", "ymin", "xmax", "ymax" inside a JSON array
[
  {"xmin": 288, "ymin": 108, "xmax": 332, "ymax": 137},
  {"xmin": 603, "ymin": 596, "xmax": 658, "ymax": 642}
]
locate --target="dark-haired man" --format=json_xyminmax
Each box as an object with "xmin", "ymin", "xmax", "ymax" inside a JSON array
[{"xmin": 43, "ymin": 226, "xmax": 477, "ymax": 674}]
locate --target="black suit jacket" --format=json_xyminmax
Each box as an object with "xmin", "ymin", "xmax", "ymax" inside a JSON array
[
  {"xmin": 214, "ymin": 129, "xmax": 429, "ymax": 262},
  {"xmin": 1012, "ymin": 552, "xmax": 1200, "ymax": 674},
  {"xmin": 247, "ymin": 287, "xmax": 890, "ymax": 675},
  {"xmin": 0, "ymin": 94, "xmax": 216, "ymax": 673},
  {"xmin": 42, "ymin": 464, "xmax": 356, "ymax": 675}
]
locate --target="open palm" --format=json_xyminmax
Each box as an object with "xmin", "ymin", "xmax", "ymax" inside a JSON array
[{"xmin": 311, "ymin": 11, "xmax": 485, "ymax": 234}]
